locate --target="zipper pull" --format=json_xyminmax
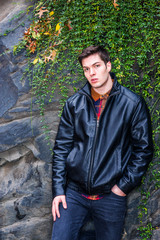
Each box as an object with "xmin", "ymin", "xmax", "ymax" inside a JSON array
[{"xmin": 97, "ymin": 120, "xmax": 99, "ymax": 128}]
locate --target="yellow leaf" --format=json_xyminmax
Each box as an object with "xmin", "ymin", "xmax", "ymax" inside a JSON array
[
  {"xmin": 32, "ymin": 32, "xmax": 37, "ymax": 39},
  {"xmin": 56, "ymin": 22, "xmax": 61, "ymax": 31},
  {"xmin": 39, "ymin": 58, "xmax": 43, "ymax": 64},
  {"xmin": 49, "ymin": 11, "xmax": 54, "ymax": 16},
  {"xmin": 13, "ymin": 46, "xmax": 17, "ymax": 53},
  {"xmin": 32, "ymin": 32, "xmax": 41, "ymax": 39},
  {"xmin": 44, "ymin": 32, "xmax": 51, "ymax": 35},
  {"xmin": 35, "ymin": 2, "xmax": 43, "ymax": 9},
  {"xmin": 33, "ymin": 58, "xmax": 39, "ymax": 64},
  {"xmin": 36, "ymin": 33, "xmax": 41, "ymax": 39}
]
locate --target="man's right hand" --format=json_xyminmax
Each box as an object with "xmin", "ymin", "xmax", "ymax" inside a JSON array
[{"xmin": 52, "ymin": 195, "xmax": 67, "ymax": 221}]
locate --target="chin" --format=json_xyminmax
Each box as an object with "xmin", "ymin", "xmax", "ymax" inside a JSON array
[{"xmin": 92, "ymin": 84, "xmax": 102, "ymax": 88}]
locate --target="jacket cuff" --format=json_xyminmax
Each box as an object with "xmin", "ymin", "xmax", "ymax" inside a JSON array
[
  {"xmin": 52, "ymin": 185, "xmax": 65, "ymax": 199},
  {"xmin": 117, "ymin": 179, "xmax": 134, "ymax": 195}
]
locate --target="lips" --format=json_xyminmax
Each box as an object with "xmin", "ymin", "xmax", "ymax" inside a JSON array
[{"xmin": 91, "ymin": 78, "xmax": 98, "ymax": 83}]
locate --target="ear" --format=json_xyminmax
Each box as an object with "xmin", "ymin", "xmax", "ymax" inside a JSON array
[{"xmin": 106, "ymin": 61, "xmax": 111, "ymax": 72}]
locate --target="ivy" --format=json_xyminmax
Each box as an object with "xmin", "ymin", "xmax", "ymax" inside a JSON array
[{"xmin": 13, "ymin": 0, "xmax": 160, "ymax": 238}]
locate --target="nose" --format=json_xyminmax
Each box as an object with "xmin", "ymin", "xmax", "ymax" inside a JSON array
[{"xmin": 90, "ymin": 67, "xmax": 95, "ymax": 76}]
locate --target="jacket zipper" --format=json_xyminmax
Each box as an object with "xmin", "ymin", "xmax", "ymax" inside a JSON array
[
  {"xmin": 80, "ymin": 90, "xmax": 120, "ymax": 194},
  {"xmin": 87, "ymin": 118, "xmax": 99, "ymax": 194}
]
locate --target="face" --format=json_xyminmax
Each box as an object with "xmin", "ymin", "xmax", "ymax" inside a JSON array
[{"xmin": 82, "ymin": 53, "xmax": 112, "ymax": 93}]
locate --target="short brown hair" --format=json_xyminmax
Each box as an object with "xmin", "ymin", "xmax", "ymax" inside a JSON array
[{"xmin": 78, "ymin": 46, "xmax": 110, "ymax": 66}]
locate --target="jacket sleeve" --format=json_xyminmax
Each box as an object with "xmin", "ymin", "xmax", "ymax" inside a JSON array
[
  {"xmin": 117, "ymin": 97, "xmax": 153, "ymax": 194},
  {"xmin": 52, "ymin": 100, "xmax": 74, "ymax": 198}
]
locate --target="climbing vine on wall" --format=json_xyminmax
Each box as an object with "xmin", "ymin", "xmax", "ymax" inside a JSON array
[{"xmin": 13, "ymin": 0, "xmax": 160, "ymax": 238}]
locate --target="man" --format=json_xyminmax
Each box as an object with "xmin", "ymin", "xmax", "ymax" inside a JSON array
[{"xmin": 51, "ymin": 46, "xmax": 153, "ymax": 240}]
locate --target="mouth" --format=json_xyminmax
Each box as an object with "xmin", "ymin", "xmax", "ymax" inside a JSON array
[{"xmin": 91, "ymin": 78, "xmax": 98, "ymax": 83}]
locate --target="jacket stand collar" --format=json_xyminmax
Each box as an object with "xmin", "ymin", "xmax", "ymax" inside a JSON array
[{"xmin": 79, "ymin": 72, "xmax": 120, "ymax": 97}]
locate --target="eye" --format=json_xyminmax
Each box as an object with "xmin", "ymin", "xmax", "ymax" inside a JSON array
[
  {"xmin": 84, "ymin": 68, "xmax": 89, "ymax": 72},
  {"xmin": 95, "ymin": 64, "xmax": 100, "ymax": 68}
]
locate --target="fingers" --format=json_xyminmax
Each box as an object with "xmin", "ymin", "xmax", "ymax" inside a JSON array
[
  {"xmin": 55, "ymin": 199, "xmax": 60, "ymax": 219},
  {"xmin": 111, "ymin": 184, "xmax": 126, "ymax": 196},
  {"xmin": 52, "ymin": 197, "xmax": 60, "ymax": 221},
  {"xmin": 52, "ymin": 195, "xmax": 67, "ymax": 221},
  {"xmin": 52, "ymin": 202, "xmax": 56, "ymax": 222},
  {"xmin": 62, "ymin": 196, "xmax": 67, "ymax": 209}
]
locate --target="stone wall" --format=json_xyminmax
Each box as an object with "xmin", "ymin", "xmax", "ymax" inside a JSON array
[
  {"xmin": 0, "ymin": 1, "xmax": 56, "ymax": 239},
  {"xmin": 0, "ymin": 1, "xmax": 159, "ymax": 240}
]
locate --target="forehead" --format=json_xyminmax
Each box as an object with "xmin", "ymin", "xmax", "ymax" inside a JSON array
[{"xmin": 82, "ymin": 53, "xmax": 103, "ymax": 67}]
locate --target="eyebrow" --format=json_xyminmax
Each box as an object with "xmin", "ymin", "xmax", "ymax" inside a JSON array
[{"xmin": 82, "ymin": 61, "xmax": 101, "ymax": 68}]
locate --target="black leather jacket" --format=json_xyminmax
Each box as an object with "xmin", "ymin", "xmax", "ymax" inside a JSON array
[{"xmin": 52, "ymin": 73, "xmax": 153, "ymax": 197}]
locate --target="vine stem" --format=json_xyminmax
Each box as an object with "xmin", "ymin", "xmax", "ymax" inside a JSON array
[{"xmin": 151, "ymin": 96, "xmax": 160, "ymax": 114}]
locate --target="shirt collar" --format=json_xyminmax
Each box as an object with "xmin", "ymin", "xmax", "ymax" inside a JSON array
[{"xmin": 91, "ymin": 80, "xmax": 114, "ymax": 101}]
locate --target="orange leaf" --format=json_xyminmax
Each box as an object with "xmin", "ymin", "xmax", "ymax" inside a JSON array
[
  {"xmin": 50, "ymin": 50, "xmax": 56, "ymax": 60},
  {"xmin": 65, "ymin": 20, "xmax": 72, "ymax": 30},
  {"xmin": 55, "ymin": 29, "xmax": 61, "ymax": 36},
  {"xmin": 44, "ymin": 50, "xmax": 57, "ymax": 63},
  {"xmin": 36, "ymin": 7, "xmax": 49, "ymax": 18},
  {"xmin": 26, "ymin": 40, "xmax": 36, "ymax": 53},
  {"xmin": 113, "ymin": 0, "xmax": 119, "ymax": 9},
  {"xmin": 44, "ymin": 56, "xmax": 51, "ymax": 63}
]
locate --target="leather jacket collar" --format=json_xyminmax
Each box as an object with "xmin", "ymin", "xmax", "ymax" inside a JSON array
[{"xmin": 79, "ymin": 72, "xmax": 120, "ymax": 97}]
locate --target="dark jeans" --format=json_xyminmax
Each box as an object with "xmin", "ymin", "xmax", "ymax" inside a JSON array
[{"xmin": 51, "ymin": 187, "xmax": 127, "ymax": 240}]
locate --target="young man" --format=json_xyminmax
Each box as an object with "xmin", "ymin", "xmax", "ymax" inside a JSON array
[{"xmin": 51, "ymin": 46, "xmax": 153, "ymax": 240}]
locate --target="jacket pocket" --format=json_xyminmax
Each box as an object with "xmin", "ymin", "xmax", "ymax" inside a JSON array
[{"xmin": 66, "ymin": 146, "xmax": 78, "ymax": 167}]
